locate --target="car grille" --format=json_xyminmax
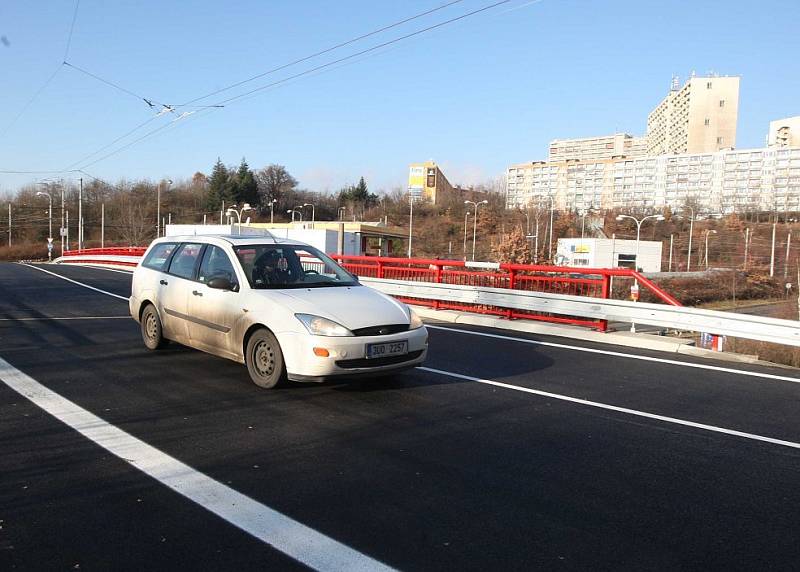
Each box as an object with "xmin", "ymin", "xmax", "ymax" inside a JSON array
[
  {"xmin": 335, "ymin": 350, "xmax": 424, "ymax": 369},
  {"xmin": 351, "ymin": 324, "xmax": 409, "ymax": 337}
]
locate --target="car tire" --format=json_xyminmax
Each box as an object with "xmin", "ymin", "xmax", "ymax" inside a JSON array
[
  {"xmin": 245, "ymin": 329, "xmax": 285, "ymax": 389},
  {"xmin": 141, "ymin": 304, "xmax": 169, "ymax": 350}
]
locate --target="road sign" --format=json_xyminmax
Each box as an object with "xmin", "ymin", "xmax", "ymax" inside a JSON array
[
  {"xmin": 59, "ymin": 228, "xmax": 67, "ymax": 237},
  {"xmin": 47, "ymin": 237, "xmax": 54, "ymax": 244}
]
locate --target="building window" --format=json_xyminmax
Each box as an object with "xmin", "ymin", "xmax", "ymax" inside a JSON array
[
  {"xmin": 717, "ymin": 136, "xmax": 724, "ymax": 145},
  {"xmin": 707, "ymin": 82, "xmax": 713, "ymax": 89},
  {"xmin": 704, "ymin": 118, "xmax": 710, "ymax": 126},
  {"xmin": 719, "ymin": 100, "xmax": 725, "ymax": 108}
]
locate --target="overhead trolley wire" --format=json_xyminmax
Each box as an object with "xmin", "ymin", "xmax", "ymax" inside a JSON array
[
  {"xmin": 177, "ymin": 0, "xmax": 467, "ymax": 107},
  {"xmin": 69, "ymin": 0, "xmax": 515, "ymax": 170}
]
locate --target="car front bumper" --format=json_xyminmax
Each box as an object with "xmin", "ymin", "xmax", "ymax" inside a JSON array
[{"xmin": 279, "ymin": 326, "xmax": 428, "ymax": 382}]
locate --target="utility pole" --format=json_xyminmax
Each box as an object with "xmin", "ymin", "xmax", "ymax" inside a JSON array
[
  {"xmin": 668, "ymin": 233, "xmax": 674, "ymax": 272},
  {"xmin": 770, "ymin": 221, "xmax": 777, "ymax": 277},
  {"xmin": 78, "ymin": 177, "xmax": 83, "ymax": 250},
  {"xmin": 101, "ymin": 203, "xmax": 105, "ymax": 249},
  {"xmin": 65, "ymin": 210, "xmax": 70, "ymax": 251},
  {"xmin": 743, "ymin": 228, "xmax": 750, "ymax": 271},
  {"xmin": 60, "ymin": 182, "xmax": 65, "ymax": 257},
  {"xmin": 548, "ymin": 196, "xmax": 554, "ymax": 261},
  {"xmin": 784, "ymin": 231, "xmax": 792, "ymax": 278},
  {"xmin": 7, "ymin": 203, "xmax": 10, "ymax": 247},
  {"xmin": 686, "ymin": 206, "xmax": 695, "ymax": 272},
  {"xmin": 407, "ymin": 194, "xmax": 414, "ymax": 258},
  {"xmin": 462, "ymin": 211, "xmax": 470, "ymax": 260}
]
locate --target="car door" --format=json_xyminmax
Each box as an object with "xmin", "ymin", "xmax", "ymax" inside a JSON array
[
  {"xmin": 160, "ymin": 242, "xmax": 204, "ymax": 344},
  {"xmin": 187, "ymin": 244, "xmax": 243, "ymax": 358}
]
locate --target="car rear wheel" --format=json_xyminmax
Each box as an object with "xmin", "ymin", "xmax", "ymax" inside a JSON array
[
  {"xmin": 246, "ymin": 329, "xmax": 285, "ymax": 389},
  {"xmin": 141, "ymin": 304, "xmax": 169, "ymax": 350}
]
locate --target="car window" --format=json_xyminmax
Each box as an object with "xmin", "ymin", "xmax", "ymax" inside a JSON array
[
  {"xmin": 234, "ymin": 244, "xmax": 358, "ymax": 289},
  {"xmin": 142, "ymin": 242, "xmax": 177, "ymax": 272},
  {"xmin": 198, "ymin": 245, "xmax": 237, "ymax": 285},
  {"xmin": 167, "ymin": 243, "xmax": 204, "ymax": 280}
]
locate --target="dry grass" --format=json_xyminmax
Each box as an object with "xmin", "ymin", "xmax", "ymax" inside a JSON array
[
  {"xmin": 0, "ymin": 242, "xmax": 50, "ymax": 262},
  {"xmin": 724, "ymin": 303, "xmax": 800, "ymax": 368}
]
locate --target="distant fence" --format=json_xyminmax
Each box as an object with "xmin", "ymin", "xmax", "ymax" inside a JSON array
[{"xmin": 331, "ymin": 255, "xmax": 681, "ymax": 332}]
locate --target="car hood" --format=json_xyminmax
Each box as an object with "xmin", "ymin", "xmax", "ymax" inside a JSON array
[{"xmin": 263, "ymin": 285, "xmax": 410, "ymax": 330}]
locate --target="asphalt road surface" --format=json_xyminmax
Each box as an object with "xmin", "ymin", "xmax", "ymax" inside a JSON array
[{"xmin": 1, "ymin": 262, "xmax": 799, "ymax": 571}]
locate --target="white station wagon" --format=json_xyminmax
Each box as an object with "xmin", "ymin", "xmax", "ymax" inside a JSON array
[{"xmin": 130, "ymin": 235, "xmax": 428, "ymax": 388}]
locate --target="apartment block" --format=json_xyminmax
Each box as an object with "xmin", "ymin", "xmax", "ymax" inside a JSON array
[
  {"xmin": 407, "ymin": 161, "xmax": 484, "ymax": 204},
  {"xmin": 647, "ymin": 75, "xmax": 739, "ymax": 155},
  {"xmin": 506, "ymin": 146, "xmax": 800, "ymax": 214},
  {"xmin": 547, "ymin": 133, "xmax": 648, "ymax": 162},
  {"xmin": 768, "ymin": 116, "xmax": 800, "ymax": 148}
]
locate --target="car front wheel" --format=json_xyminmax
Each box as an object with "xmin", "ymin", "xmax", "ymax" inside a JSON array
[
  {"xmin": 246, "ymin": 329, "xmax": 285, "ymax": 389},
  {"xmin": 141, "ymin": 304, "xmax": 169, "ymax": 350}
]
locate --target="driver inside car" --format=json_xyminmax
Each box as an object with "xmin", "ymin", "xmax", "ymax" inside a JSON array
[{"xmin": 253, "ymin": 248, "xmax": 302, "ymax": 286}]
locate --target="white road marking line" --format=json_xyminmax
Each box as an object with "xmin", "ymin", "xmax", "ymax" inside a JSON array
[
  {"xmin": 21, "ymin": 263, "xmax": 130, "ymax": 301},
  {"xmin": 417, "ymin": 366, "xmax": 800, "ymax": 450},
  {"xmin": 426, "ymin": 324, "xmax": 800, "ymax": 385},
  {"xmin": 79, "ymin": 264, "xmax": 135, "ymax": 275},
  {"xmin": 0, "ymin": 316, "xmax": 129, "ymax": 322},
  {"xmin": 0, "ymin": 357, "xmax": 395, "ymax": 572}
]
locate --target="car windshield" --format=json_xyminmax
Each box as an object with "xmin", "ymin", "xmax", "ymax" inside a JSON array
[{"xmin": 233, "ymin": 244, "xmax": 358, "ymax": 289}]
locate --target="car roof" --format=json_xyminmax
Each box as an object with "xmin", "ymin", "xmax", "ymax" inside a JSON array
[{"xmin": 156, "ymin": 234, "xmax": 308, "ymax": 248}]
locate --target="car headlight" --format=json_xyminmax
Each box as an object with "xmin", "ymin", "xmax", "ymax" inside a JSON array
[
  {"xmin": 409, "ymin": 308, "xmax": 424, "ymax": 330},
  {"xmin": 295, "ymin": 314, "xmax": 354, "ymax": 337}
]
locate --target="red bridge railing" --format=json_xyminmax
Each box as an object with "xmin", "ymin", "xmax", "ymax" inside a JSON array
[
  {"xmin": 62, "ymin": 247, "xmax": 147, "ymax": 257},
  {"xmin": 331, "ymin": 255, "xmax": 681, "ymax": 331}
]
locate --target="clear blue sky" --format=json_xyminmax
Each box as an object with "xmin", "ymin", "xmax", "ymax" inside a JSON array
[{"xmin": 1, "ymin": 0, "xmax": 798, "ymax": 195}]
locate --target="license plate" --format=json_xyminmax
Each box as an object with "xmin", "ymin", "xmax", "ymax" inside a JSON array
[{"xmin": 366, "ymin": 340, "xmax": 408, "ymax": 359}]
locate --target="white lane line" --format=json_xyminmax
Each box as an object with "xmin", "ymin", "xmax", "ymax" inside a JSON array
[
  {"xmin": 0, "ymin": 316, "xmax": 129, "ymax": 322},
  {"xmin": 80, "ymin": 264, "xmax": 135, "ymax": 275},
  {"xmin": 0, "ymin": 357, "xmax": 395, "ymax": 572},
  {"xmin": 21, "ymin": 263, "xmax": 130, "ymax": 301},
  {"xmin": 417, "ymin": 366, "xmax": 800, "ymax": 450},
  {"xmin": 426, "ymin": 324, "xmax": 800, "ymax": 385}
]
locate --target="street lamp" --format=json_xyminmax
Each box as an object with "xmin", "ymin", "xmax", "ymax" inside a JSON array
[
  {"xmin": 465, "ymin": 199, "xmax": 489, "ymax": 261},
  {"xmin": 267, "ymin": 199, "xmax": 277, "ymax": 224},
  {"xmin": 463, "ymin": 210, "xmax": 471, "ymax": 260},
  {"xmin": 226, "ymin": 203, "xmax": 253, "ymax": 234},
  {"xmin": 35, "ymin": 189, "xmax": 53, "ymax": 261},
  {"xmin": 287, "ymin": 207, "xmax": 302, "ymax": 222},
  {"xmin": 338, "ymin": 206, "xmax": 346, "ymax": 221},
  {"xmin": 685, "ymin": 205, "xmax": 696, "ymax": 272},
  {"xmin": 704, "ymin": 229, "xmax": 717, "ymax": 269},
  {"xmin": 157, "ymin": 179, "xmax": 172, "ymax": 238},
  {"xmin": 407, "ymin": 192, "xmax": 414, "ymax": 258},
  {"xmin": 303, "ymin": 203, "xmax": 315, "ymax": 227},
  {"xmin": 616, "ymin": 213, "xmax": 665, "ymax": 273},
  {"xmin": 294, "ymin": 206, "xmax": 305, "ymax": 222}
]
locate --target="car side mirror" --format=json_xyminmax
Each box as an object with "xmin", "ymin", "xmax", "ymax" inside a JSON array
[{"xmin": 208, "ymin": 276, "xmax": 237, "ymax": 291}]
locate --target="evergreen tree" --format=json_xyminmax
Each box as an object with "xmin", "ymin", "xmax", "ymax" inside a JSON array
[
  {"xmin": 206, "ymin": 158, "xmax": 231, "ymax": 211},
  {"xmin": 234, "ymin": 158, "xmax": 259, "ymax": 207}
]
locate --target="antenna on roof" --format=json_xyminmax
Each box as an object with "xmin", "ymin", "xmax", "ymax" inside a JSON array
[{"xmin": 671, "ymin": 75, "xmax": 679, "ymax": 91}]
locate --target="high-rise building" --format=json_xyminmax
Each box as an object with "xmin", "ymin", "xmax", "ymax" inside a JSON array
[
  {"xmin": 548, "ymin": 133, "xmax": 648, "ymax": 162},
  {"xmin": 768, "ymin": 116, "xmax": 800, "ymax": 148},
  {"xmin": 506, "ymin": 146, "xmax": 800, "ymax": 214},
  {"xmin": 647, "ymin": 75, "xmax": 739, "ymax": 155}
]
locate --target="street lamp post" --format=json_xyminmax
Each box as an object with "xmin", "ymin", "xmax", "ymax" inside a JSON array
[
  {"xmin": 157, "ymin": 179, "xmax": 172, "ymax": 238},
  {"xmin": 615, "ymin": 213, "xmax": 666, "ymax": 275},
  {"xmin": 338, "ymin": 206, "xmax": 346, "ymax": 221},
  {"xmin": 287, "ymin": 208, "xmax": 302, "ymax": 222},
  {"xmin": 303, "ymin": 203, "xmax": 315, "ymax": 227},
  {"xmin": 465, "ymin": 199, "xmax": 489, "ymax": 261},
  {"xmin": 616, "ymin": 213, "xmax": 665, "ymax": 333},
  {"xmin": 704, "ymin": 229, "xmax": 717, "ymax": 269},
  {"xmin": 35, "ymin": 189, "xmax": 53, "ymax": 261},
  {"xmin": 407, "ymin": 193, "xmax": 414, "ymax": 258},
  {"xmin": 268, "ymin": 199, "xmax": 277, "ymax": 224},
  {"xmin": 685, "ymin": 205, "xmax": 695, "ymax": 272},
  {"xmin": 462, "ymin": 210, "xmax": 471, "ymax": 260},
  {"xmin": 294, "ymin": 206, "xmax": 304, "ymax": 222},
  {"xmin": 226, "ymin": 203, "xmax": 253, "ymax": 234}
]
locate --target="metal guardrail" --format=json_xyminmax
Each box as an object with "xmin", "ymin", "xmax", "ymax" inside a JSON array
[{"xmin": 360, "ymin": 277, "xmax": 800, "ymax": 348}]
